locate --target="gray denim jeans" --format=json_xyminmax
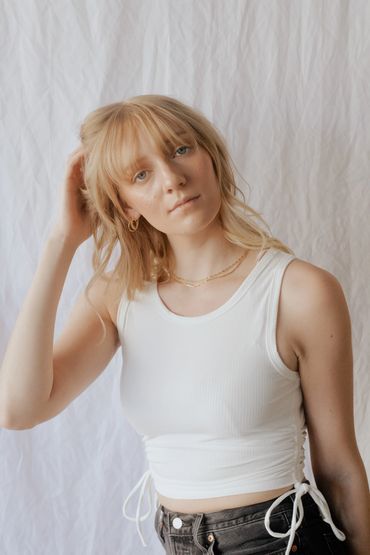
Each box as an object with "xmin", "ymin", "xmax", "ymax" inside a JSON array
[{"xmin": 154, "ymin": 487, "xmax": 348, "ymax": 554}]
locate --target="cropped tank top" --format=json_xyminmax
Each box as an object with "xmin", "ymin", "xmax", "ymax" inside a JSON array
[{"xmin": 117, "ymin": 247, "xmax": 346, "ymax": 552}]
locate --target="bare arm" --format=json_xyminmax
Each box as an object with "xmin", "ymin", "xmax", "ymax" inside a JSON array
[
  {"xmin": 287, "ymin": 260, "xmax": 370, "ymax": 555},
  {"xmin": 0, "ymin": 232, "xmax": 78, "ymax": 427},
  {"xmin": 0, "ymin": 144, "xmax": 116, "ymax": 429},
  {"xmin": 35, "ymin": 270, "xmax": 120, "ymax": 427}
]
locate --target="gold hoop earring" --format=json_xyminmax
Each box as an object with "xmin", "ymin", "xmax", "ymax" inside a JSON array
[{"xmin": 128, "ymin": 218, "xmax": 139, "ymax": 232}]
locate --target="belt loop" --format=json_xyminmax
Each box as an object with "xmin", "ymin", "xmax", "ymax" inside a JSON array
[
  {"xmin": 164, "ymin": 506, "xmax": 170, "ymax": 532},
  {"xmin": 154, "ymin": 504, "xmax": 162, "ymax": 532}
]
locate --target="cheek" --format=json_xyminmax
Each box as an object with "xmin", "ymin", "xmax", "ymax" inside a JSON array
[
  {"xmin": 117, "ymin": 188, "xmax": 131, "ymax": 207},
  {"xmin": 139, "ymin": 193, "xmax": 159, "ymax": 212},
  {"xmin": 132, "ymin": 195, "xmax": 164, "ymax": 222},
  {"xmin": 119, "ymin": 189, "xmax": 152, "ymax": 212}
]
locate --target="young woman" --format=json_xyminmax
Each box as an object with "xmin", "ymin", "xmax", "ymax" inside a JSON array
[{"xmin": 0, "ymin": 95, "xmax": 369, "ymax": 554}]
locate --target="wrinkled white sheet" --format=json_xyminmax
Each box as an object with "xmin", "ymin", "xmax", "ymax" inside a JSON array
[{"xmin": 1, "ymin": 0, "xmax": 369, "ymax": 553}]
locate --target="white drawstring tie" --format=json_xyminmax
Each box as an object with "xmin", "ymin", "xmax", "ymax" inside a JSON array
[
  {"xmin": 122, "ymin": 470, "xmax": 158, "ymax": 547},
  {"xmin": 264, "ymin": 481, "xmax": 346, "ymax": 554}
]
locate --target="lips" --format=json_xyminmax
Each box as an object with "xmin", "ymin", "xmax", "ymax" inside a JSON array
[{"xmin": 170, "ymin": 195, "xmax": 200, "ymax": 212}]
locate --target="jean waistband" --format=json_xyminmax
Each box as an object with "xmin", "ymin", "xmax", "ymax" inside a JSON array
[
  {"xmin": 158, "ymin": 480, "xmax": 315, "ymax": 530},
  {"xmin": 157, "ymin": 480, "xmax": 346, "ymax": 555}
]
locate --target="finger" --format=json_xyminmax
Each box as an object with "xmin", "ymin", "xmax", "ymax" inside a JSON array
[{"xmin": 69, "ymin": 146, "xmax": 86, "ymax": 158}]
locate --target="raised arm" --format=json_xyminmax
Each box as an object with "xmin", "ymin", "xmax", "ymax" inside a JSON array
[
  {"xmin": 0, "ymin": 146, "xmax": 118, "ymax": 429},
  {"xmin": 0, "ymin": 233, "xmax": 77, "ymax": 428}
]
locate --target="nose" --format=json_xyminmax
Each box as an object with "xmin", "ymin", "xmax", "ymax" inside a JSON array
[{"xmin": 159, "ymin": 160, "xmax": 186, "ymax": 190}]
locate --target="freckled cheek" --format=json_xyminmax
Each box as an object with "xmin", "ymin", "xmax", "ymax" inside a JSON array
[{"xmin": 138, "ymin": 197, "xmax": 162, "ymax": 216}]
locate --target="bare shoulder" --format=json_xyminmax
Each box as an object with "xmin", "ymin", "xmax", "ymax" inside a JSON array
[
  {"xmin": 283, "ymin": 256, "xmax": 337, "ymax": 290},
  {"xmin": 282, "ymin": 256, "xmax": 350, "ymax": 357}
]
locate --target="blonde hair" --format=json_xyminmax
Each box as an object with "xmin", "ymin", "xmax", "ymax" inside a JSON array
[{"xmin": 78, "ymin": 94, "xmax": 294, "ymax": 341}]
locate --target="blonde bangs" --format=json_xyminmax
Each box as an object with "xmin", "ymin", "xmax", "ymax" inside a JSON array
[{"xmin": 98, "ymin": 103, "xmax": 199, "ymax": 188}]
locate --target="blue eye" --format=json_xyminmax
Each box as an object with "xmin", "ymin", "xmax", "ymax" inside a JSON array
[
  {"xmin": 134, "ymin": 170, "xmax": 147, "ymax": 182},
  {"xmin": 175, "ymin": 145, "xmax": 190, "ymax": 156}
]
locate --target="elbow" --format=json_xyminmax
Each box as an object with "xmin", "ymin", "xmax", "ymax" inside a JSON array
[
  {"xmin": 0, "ymin": 412, "xmax": 39, "ymax": 430},
  {"xmin": 1, "ymin": 421, "xmax": 38, "ymax": 430}
]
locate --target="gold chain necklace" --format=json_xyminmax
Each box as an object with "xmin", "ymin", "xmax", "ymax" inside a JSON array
[{"xmin": 169, "ymin": 250, "xmax": 249, "ymax": 288}]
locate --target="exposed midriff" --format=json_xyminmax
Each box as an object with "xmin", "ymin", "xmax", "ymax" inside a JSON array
[{"xmin": 157, "ymin": 484, "xmax": 294, "ymax": 512}]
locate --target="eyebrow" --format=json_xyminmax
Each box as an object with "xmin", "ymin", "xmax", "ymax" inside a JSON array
[{"xmin": 123, "ymin": 132, "xmax": 192, "ymax": 176}]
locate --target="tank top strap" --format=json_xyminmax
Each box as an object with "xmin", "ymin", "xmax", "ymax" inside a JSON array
[{"xmin": 256, "ymin": 247, "xmax": 269, "ymax": 263}]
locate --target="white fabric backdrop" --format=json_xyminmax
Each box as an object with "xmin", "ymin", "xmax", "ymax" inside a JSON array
[{"xmin": 1, "ymin": 1, "xmax": 369, "ymax": 553}]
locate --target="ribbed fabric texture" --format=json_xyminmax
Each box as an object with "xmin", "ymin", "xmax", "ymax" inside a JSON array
[{"xmin": 117, "ymin": 247, "xmax": 307, "ymax": 498}]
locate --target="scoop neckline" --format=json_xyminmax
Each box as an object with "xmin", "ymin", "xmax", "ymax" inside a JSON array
[{"xmin": 153, "ymin": 247, "xmax": 276, "ymax": 322}]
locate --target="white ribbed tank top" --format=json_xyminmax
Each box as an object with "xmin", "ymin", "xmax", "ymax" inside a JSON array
[
  {"xmin": 117, "ymin": 247, "xmax": 347, "ymax": 550},
  {"xmin": 117, "ymin": 246, "xmax": 306, "ymax": 497}
]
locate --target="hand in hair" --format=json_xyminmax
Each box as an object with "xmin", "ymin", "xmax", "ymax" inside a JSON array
[{"xmin": 52, "ymin": 145, "xmax": 93, "ymax": 248}]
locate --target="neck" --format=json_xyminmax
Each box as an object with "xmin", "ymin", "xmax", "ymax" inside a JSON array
[{"xmin": 167, "ymin": 223, "xmax": 246, "ymax": 282}]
